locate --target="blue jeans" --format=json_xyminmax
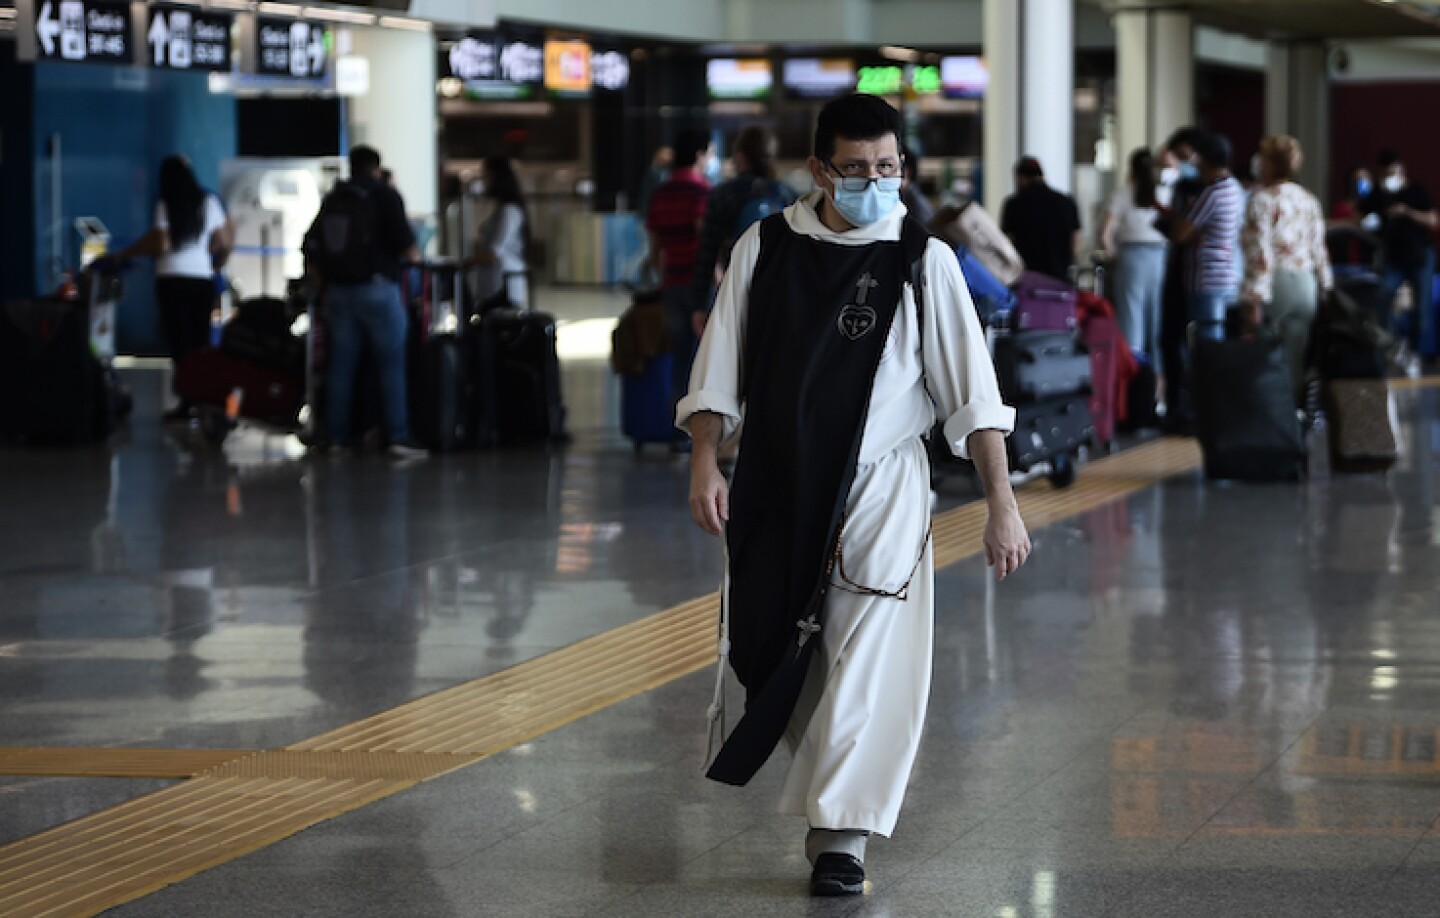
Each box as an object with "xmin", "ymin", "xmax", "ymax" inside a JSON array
[
  {"xmin": 326, "ymin": 278, "xmax": 410, "ymax": 444},
  {"xmin": 1381, "ymin": 251, "xmax": 1437, "ymax": 359},
  {"xmin": 1188, "ymin": 288, "xmax": 1236, "ymax": 341},
  {"xmin": 1115, "ymin": 243, "xmax": 1167, "ymax": 375}
]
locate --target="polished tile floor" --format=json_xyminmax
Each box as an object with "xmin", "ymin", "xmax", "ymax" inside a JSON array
[{"xmin": 2, "ymin": 286, "xmax": 1439, "ymax": 916}]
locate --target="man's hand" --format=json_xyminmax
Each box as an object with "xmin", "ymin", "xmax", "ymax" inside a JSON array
[
  {"xmin": 687, "ymin": 411, "xmax": 727, "ymax": 536},
  {"xmin": 689, "ymin": 460, "xmax": 729, "ymax": 536},
  {"xmin": 983, "ymin": 503, "xmax": 1031, "ymax": 580},
  {"xmin": 968, "ymin": 428, "xmax": 1032, "ymax": 580}
]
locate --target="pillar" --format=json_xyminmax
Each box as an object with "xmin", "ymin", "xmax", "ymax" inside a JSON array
[
  {"xmin": 1266, "ymin": 41, "xmax": 1330, "ymax": 198},
  {"xmin": 347, "ymin": 26, "xmax": 439, "ymax": 225},
  {"xmin": 984, "ymin": 0, "xmax": 1073, "ymax": 206},
  {"xmin": 1115, "ymin": 9, "xmax": 1195, "ymax": 162}
]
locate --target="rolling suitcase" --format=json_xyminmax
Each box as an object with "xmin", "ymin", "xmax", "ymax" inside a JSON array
[
  {"xmin": 1324, "ymin": 379, "xmax": 1399, "ymax": 473},
  {"xmin": 0, "ymin": 297, "xmax": 117, "ymax": 444},
  {"xmin": 173, "ymin": 347, "xmax": 304, "ymax": 424},
  {"xmin": 484, "ymin": 307, "xmax": 567, "ymax": 442},
  {"xmin": 1191, "ymin": 332, "xmax": 1304, "ymax": 482},
  {"xmin": 993, "ymin": 331, "xmax": 1092, "ymax": 403},
  {"xmin": 621, "ymin": 353, "xmax": 679, "ymax": 450},
  {"xmin": 1010, "ymin": 271, "xmax": 1079, "ymax": 332},
  {"xmin": 1078, "ymin": 314, "xmax": 1120, "ymax": 446},
  {"xmin": 1008, "ymin": 395, "xmax": 1093, "ymax": 485},
  {"xmin": 407, "ymin": 263, "xmax": 469, "ymax": 452}
]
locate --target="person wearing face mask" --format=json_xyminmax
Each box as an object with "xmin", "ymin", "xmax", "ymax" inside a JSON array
[
  {"xmin": 689, "ymin": 126, "xmax": 798, "ymax": 337},
  {"xmin": 1362, "ymin": 150, "xmax": 1439, "ymax": 361},
  {"xmin": 1328, "ymin": 167, "xmax": 1378, "ymax": 269},
  {"xmin": 1153, "ymin": 126, "xmax": 1208, "ymax": 428},
  {"xmin": 677, "ymin": 93, "xmax": 1029, "ymax": 898}
]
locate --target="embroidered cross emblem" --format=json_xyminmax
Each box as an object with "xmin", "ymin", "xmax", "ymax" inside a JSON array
[{"xmin": 854, "ymin": 272, "xmax": 879, "ymax": 305}]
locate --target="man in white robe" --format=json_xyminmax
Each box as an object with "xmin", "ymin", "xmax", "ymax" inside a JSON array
[{"xmin": 677, "ymin": 94, "xmax": 1030, "ymax": 897}]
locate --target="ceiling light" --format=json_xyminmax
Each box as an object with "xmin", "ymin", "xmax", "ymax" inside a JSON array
[
  {"xmin": 379, "ymin": 15, "xmax": 431, "ymax": 31},
  {"xmin": 303, "ymin": 6, "xmax": 376, "ymax": 24}
]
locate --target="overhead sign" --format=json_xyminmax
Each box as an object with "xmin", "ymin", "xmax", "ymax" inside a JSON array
[
  {"xmin": 256, "ymin": 17, "xmax": 329, "ymax": 79},
  {"xmin": 33, "ymin": 0, "xmax": 133, "ymax": 65},
  {"xmin": 707, "ymin": 59, "xmax": 772, "ymax": 100},
  {"xmin": 496, "ymin": 32, "xmax": 543, "ymax": 85},
  {"xmin": 147, "ymin": 6, "xmax": 232, "ymax": 72},
  {"xmin": 590, "ymin": 49, "xmax": 629, "ymax": 92},
  {"xmin": 544, "ymin": 40, "xmax": 591, "ymax": 95},
  {"xmin": 442, "ymin": 32, "xmax": 537, "ymax": 101}
]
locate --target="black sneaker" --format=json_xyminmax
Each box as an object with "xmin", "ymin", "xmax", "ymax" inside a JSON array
[{"xmin": 810, "ymin": 852, "xmax": 865, "ymax": 897}]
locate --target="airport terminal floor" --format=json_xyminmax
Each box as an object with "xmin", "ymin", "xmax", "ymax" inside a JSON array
[{"xmin": 2, "ymin": 287, "xmax": 1440, "ymax": 916}]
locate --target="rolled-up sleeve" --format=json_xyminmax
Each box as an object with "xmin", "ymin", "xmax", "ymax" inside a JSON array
[
  {"xmin": 920, "ymin": 239, "xmax": 1015, "ymax": 459},
  {"xmin": 675, "ymin": 223, "xmax": 762, "ymax": 444}
]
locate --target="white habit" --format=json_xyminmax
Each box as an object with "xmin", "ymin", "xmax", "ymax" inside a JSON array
[{"xmin": 676, "ymin": 193, "xmax": 1014, "ymax": 837}]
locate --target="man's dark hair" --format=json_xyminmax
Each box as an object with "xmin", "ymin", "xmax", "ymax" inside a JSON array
[
  {"xmin": 1193, "ymin": 131, "xmax": 1230, "ymax": 170},
  {"xmin": 1379, "ymin": 148, "xmax": 1402, "ymax": 168},
  {"xmin": 672, "ymin": 129, "xmax": 711, "ymax": 171},
  {"xmin": 1014, "ymin": 156, "xmax": 1044, "ymax": 179},
  {"xmin": 813, "ymin": 93, "xmax": 902, "ymax": 163},
  {"xmin": 1166, "ymin": 126, "xmax": 1202, "ymax": 153},
  {"xmin": 349, "ymin": 145, "xmax": 382, "ymax": 178}
]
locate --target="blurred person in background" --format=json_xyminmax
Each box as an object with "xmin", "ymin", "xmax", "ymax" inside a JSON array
[
  {"xmin": 638, "ymin": 145, "xmax": 673, "ymax": 217},
  {"xmin": 1240, "ymin": 135, "xmax": 1333, "ymax": 401},
  {"xmin": 690, "ymin": 126, "xmax": 798, "ymax": 336},
  {"xmin": 646, "ymin": 129, "xmax": 713, "ymax": 412},
  {"xmin": 1169, "ymin": 131, "xmax": 1243, "ymax": 341},
  {"xmin": 304, "ymin": 145, "xmax": 424, "ymax": 458},
  {"xmin": 471, "ymin": 155, "xmax": 531, "ymax": 311},
  {"xmin": 114, "ymin": 155, "xmax": 234, "ymax": 421},
  {"xmin": 1000, "ymin": 155, "xmax": 1081, "ymax": 281},
  {"xmin": 1101, "ymin": 148, "xmax": 1168, "ymax": 397},
  {"xmin": 1328, "ymin": 167, "xmax": 1378, "ymax": 268},
  {"xmin": 1362, "ymin": 149, "xmax": 1438, "ymax": 362}
]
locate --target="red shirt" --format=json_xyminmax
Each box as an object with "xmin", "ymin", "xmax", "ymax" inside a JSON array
[{"xmin": 646, "ymin": 168, "xmax": 709, "ymax": 290}]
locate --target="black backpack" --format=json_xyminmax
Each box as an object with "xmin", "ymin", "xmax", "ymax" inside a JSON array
[{"xmin": 308, "ymin": 182, "xmax": 378, "ymax": 284}]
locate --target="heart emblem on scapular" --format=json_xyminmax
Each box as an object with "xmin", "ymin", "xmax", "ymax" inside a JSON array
[{"xmin": 837, "ymin": 305, "xmax": 877, "ymax": 340}]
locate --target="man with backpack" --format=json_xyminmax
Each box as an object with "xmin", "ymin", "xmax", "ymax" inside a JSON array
[
  {"xmin": 304, "ymin": 146, "xmax": 425, "ymax": 458},
  {"xmin": 689, "ymin": 126, "xmax": 797, "ymax": 337},
  {"xmin": 678, "ymin": 94, "xmax": 1029, "ymax": 898}
]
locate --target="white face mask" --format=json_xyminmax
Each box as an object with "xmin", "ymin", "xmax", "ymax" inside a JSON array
[{"xmin": 1384, "ymin": 174, "xmax": 1405, "ymax": 193}]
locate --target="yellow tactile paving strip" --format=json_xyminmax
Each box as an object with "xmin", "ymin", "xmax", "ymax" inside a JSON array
[
  {"xmin": 0, "ymin": 748, "xmax": 250, "ymax": 779},
  {"xmin": 0, "ymin": 436, "xmax": 1208, "ymax": 917}
]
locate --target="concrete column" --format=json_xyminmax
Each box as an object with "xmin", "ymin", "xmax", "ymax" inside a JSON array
[
  {"xmin": 1115, "ymin": 9, "xmax": 1194, "ymax": 160},
  {"xmin": 984, "ymin": 0, "xmax": 1073, "ymax": 205},
  {"xmin": 347, "ymin": 26, "xmax": 439, "ymax": 225},
  {"xmin": 1266, "ymin": 41, "xmax": 1329, "ymax": 197}
]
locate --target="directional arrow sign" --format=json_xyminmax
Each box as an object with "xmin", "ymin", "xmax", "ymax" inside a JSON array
[
  {"xmin": 147, "ymin": 11, "xmax": 168, "ymax": 66},
  {"xmin": 36, "ymin": 1, "xmax": 60, "ymax": 56},
  {"xmin": 307, "ymin": 28, "xmax": 324, "ymax": 74}
]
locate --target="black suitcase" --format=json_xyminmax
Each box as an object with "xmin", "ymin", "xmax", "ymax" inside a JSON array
[
  {"xmin": 406, "ymin": 264, "xmax": 469, "ymax": 452},
  {"xmin": 0, "ymin": 298, "xmax": 118, "ymax": 445},
  {"xmin": 1191, "ymin": 334, "xmax": 1304, "ymax": 482},
  {"xmin": 994, "ymin": 331, "xmax": 1092, "ymax": 403},
  {"xmin": 483, "ymin": 307, "xmax": 566, "ymax": 442},
  {"xmin": 1008, "ymin": 395, "xmax": 1094, "ymax": 476}
]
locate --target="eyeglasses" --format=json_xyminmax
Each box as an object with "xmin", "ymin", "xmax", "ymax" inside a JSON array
[{"xmin": 827, "ymin": 159, "xmax": 904, "ymax": 192}]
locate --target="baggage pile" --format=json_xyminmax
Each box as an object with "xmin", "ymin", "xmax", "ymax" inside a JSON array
[
  {"xmin": 934, "ymin": 203, "xmax": 1136, "ymax": 489},
  {"xmin": 175, "ymin": 261, "xmax": 567, "ymax": 450}
]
